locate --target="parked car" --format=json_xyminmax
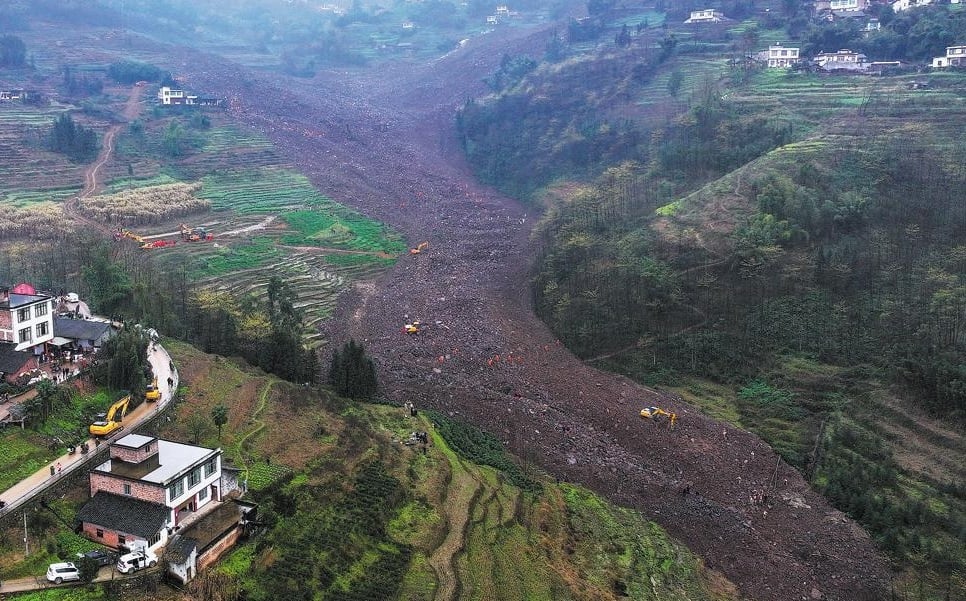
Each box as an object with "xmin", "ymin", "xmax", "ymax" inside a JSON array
[
  {"xmin": 46, "ymin": 562, "xmax": 80, "ymax": 584},
  {"xmin": 76, "ymin": 549, "xmax": 115, "ymax": 567},
  {"xmin": 116, "ymin": 550, "xmax": 158, "ymax": 574}
]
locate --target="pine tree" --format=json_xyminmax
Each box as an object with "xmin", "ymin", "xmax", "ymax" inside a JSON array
[{"xmin": 328, "ymin": 339, "xmax": 377, "ymax": 400}]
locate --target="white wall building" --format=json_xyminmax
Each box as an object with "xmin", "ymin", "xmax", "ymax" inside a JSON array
[
  {"xmin": 768, "ymin": 45, "xmax": 801, "ymax": 68},
  {"xmin": 0, "ymin": 287, "xmax": 54, "ymax": 352}
]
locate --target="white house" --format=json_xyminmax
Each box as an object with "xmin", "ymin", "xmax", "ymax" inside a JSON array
[
  {"xmin": 767, "ymin": 45, "xmax": 800, "ymax": 68},
  {"xmin": 933, "ymin": 46, "xmax": 966, "ymax": 68},
  {"xmin": 685, "ymin": 9, "xmax": 727, "ymax": 23},
  {"xmin": 78, "ymin": 434, "xmax": 225, "ymax": 552},
  {"xmin": 892, "ymin": 0, "xmax": 931, "ymax": 11},
  {"xmin": 829, "ymin": 0, "xmax": 867, "ymax": 11},
  {"xmin": 0, "ymin": 286, "xmax": 54, "ymax": 352},
  {"xmin": 814, "ymin": 49, "xmax": 869, "ymax": 72},
  {"xmin": 158, "ymin": 86, "xmax": 198, "ymax": 106}
]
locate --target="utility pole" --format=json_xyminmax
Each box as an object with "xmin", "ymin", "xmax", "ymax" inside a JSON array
[{"xmin": 23, "ymin": 509, "xmax": 29, "ymax": 555}]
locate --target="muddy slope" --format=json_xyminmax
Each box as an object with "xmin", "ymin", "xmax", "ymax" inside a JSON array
[{"xmin": 170, "ymin": 24, "xmax": 890, "ymax": 601}]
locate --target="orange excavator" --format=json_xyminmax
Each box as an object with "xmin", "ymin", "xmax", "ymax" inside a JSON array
[
  {"xmin": 410, "ymin": 242, "xmax": 429, "ymax": 254},
  {"xmin": 640, "ymin": 406, "xmax": 678, "ymax": 429}
]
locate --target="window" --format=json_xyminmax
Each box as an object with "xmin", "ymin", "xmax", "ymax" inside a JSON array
[
  {"xmin": 168, "ymin": 479, "xmax": 184, "ymax": 501},
  {"xmin": 17, "ymin": 307, "xmax": 30, "ymax": 322},
  {"xmin": 118, "ymin": 535, "xmax": 126, "ymax": 546},
  {"xmin": 123, "ymin": 483, "xmax": 132, "ymax": 495},
  {"xmin": 96, "ymin": 529, "xmax": 104, "ymax": 538},
  {"xmin": 35, "ymin": 302, "xmax": 48, "ymax": 317},
  {"xmin": 36, "ymin": 322, "xmax": 48, "ymax": 337},
  {"xmin": 18, "ymin": 327, "xmax": 31, "ymax": 343},
  {"xmin": 198, "ymin": 487, "xmax": 208, "ymax": 501},
  {"xmin": 203, "ymin": 457, "xmax": 217, "ymax": 478},
  {"xmin": 188, "ymin": 468, "xmax": 201, "ymax": 488}
]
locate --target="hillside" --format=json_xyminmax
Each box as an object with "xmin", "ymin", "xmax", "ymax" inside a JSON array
[{"xmin": 457, "ymin": 2, "xmax": 966, "ymax": 598}]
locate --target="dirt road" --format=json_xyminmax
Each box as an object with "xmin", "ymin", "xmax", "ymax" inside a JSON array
[{"xmin": 167, "ymin": 26, "xmax": 889, "ymax": 601}]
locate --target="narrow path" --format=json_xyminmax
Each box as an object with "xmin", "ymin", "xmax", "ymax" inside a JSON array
[
  {"xmin": 63, "ymin": 84, "xmax": 143, "ymax": 233},
  {"xmin": 427, "ymin": 434, "xmax": 483, "ymax": 601}
]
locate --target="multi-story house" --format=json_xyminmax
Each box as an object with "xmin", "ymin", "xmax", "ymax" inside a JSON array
[
  {"xmin": 814, "ymin": 49, "xmax": 869, "ymax": 72},
  {"xmin": 767, "ymin": 45, "xmax": 801, "ymax": 68},
  {"xmin": 157, "ymin": 86, "xmax": 198, "ymax": 106},
  {"xmin": 77, "ymin": 434, "xmax": 224, "ymax": 551},
  {"xmin": 829, "ymin": 0, "xmax": 867, "ymax": 11},
  {"xmin": 0, "ymin": 285, "xmax": 54, "ymax": 352},
  {"xmin": 932, "ymin": 46, "xmax": 966, "ymax": 68},
  {"xmin": 892, "ymin": 0, "xmax": 932, "ymax": 11}
]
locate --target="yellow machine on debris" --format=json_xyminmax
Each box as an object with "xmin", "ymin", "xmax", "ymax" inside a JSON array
[
  {"xmin": 403, "ymin": 321, "xmax": 421, "ymax": 334},
  {"xmin": 89, "ymin": 395, "xmax": 132, "ymax": 437},
  {"xmin": 145, "ymin": 377, "xmax": 161, "ymax": 402},
  {"xmin": 409, "ymin": 242, "xmax": 429, "ymax": 254},
  {"xmin": 640, "ymin": 406, "xmax": 678, "ymax": 429}
]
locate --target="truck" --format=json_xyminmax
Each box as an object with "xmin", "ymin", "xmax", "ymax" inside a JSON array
[{"xmin": 116, "ymin": 549, "xmax": 158, "ymax": 574}]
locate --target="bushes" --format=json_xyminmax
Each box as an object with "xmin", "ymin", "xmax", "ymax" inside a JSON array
[{"xmin": 48, "ymin": 113, "xmax": 98, "ymax": 162}]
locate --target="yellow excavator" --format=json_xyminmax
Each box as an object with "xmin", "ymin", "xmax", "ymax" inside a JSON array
[
  {"xmin": 410, "ymin": 242, "xmax": 429, "ymax": 255},
  {"xmin": 90, "ymin": 395, "xmax": 132, "ymax": 437},
  {"xmin": 640, "ymin": 406, "xmax": 678, "ymax": 429},
  {"xmin": 145, "ymin": 378, "xmax": 161, "ymax": 402},
  {"xmin": 403, "ymin": 320, "xmax": 421, "ymax": 334}
]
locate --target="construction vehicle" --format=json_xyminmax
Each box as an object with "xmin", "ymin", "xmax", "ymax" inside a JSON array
[
  {"xmin": 89, "ymin": 395, "xmax": 131, "ymax": 437},
  {"xmin": 180, "ymin": 223, "xmax": 214, "ymax": 242},
  {"xmin": 409, "ymin": 241, "xmax": 429, "ymax": 254},
  {"xmin": 403, "ymin": 320, "xmax": 421, "ymax": 334},
  {"xmin": 141, "ymin": 239, "xmax": 177, "ymax": 249},
  {"xmin": 640, "ymin": 406, "xmax": 678, "ymax": 429},
  {"xmin": 145, "ymin": 378, "xmax": 160, "ymax": 402}
]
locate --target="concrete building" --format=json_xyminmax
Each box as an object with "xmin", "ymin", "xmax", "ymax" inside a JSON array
[
  {"xmin": 767, "ymin": 45, "xmax": 801, "ymax": 68},
  {"xmin": 77, "ymin": 434, "xmax": 224, "ymax": 552}
]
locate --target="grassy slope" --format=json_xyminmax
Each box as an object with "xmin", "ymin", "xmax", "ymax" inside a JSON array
[{"xmin": 174, "ymin": 340, "xmax": 738, "ymax": 601}]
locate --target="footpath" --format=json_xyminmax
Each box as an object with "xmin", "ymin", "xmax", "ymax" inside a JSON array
[{"xmin": 0, "ymin": 343, "xmax": 178, "ymax": 593}]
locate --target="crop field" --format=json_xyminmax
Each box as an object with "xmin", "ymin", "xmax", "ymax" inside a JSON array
[{"xmin": 0, "ymin": 103, "xmax": 88, "ymax": 193}]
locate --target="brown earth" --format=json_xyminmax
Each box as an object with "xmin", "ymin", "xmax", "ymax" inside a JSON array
[{"xmin": 143, "ymin": 23, "xmax": 888, "ymax": 601}]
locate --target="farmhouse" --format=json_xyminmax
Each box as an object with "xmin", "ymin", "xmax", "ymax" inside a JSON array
[
  {"xmin": 685, "ymin": 9, "xmax": 727, "ymax": 23},
  {"xmin": 157, "ymin": 86, "xmax": 197, "ymax": 106},
  {"xmin": 829, "ymin": 0, "xmax": 867, "ymax": 12},
  {"xmin": 814, "ymin": 49, "xmax": 869, "ymax": 72},
  {"xmin": 0, "ymin": 343, "xmax": 37, "ymax": 385},
  {"xmin": 932, "ymin": 46, "xmax": 966, "ymax": 68},
  {"xmin": 0, "ymin": 284, "xmax": 54, "ymax": 353},
  {"xmin": 767, "ymin": 45, "xmax": 800, "ymax": 68},
  {"xmin": 77, "ymin": 434, "xmax": 229, "ymax": 553},
  {"xmin": 165, "ymin": 500, "xmax": 258, "ymax": 584},
  {"xmin": 892, "ymin": 0, "xmax": 932, "ymax": 11},
  {"xmin": 52, "ymin": 316, "xmax": 116, "ymax": 351}
]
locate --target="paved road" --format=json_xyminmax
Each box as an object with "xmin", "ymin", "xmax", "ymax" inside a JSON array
[
  {"xmin": 0, "ymin": 343, "xmax": 178, "ymax": 519},
  {"xmin": 0, "ymin": 564, "xmax": 131, "ymax": 594}
]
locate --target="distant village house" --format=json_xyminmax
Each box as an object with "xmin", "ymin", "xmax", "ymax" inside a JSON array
[
  {"xmin": 892, "ymin": 0, "xmax": 932, "ymax": 11},
  {"xmin": 814, "ymin": 49, "xmax": 869, "ymax": 72},
  {"xmin": 685, "ymin": 9, "xmax": 727, "ymax": 23},
  {"xmin": 157, "ymin": 86, "xmax": 223, "ymax": 107},
  {"xmin": 767, "ymin": 45, "xmax": 800, "ymax": 68},
  {"xmin": 932, "ymin": 46, "xmax": 966, "ymax": 68}
]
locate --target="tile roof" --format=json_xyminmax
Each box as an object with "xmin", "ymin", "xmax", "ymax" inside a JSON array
[
  {"xmin": 52, "ymin": 317, "xmax": 114, "ymax": 341},
  {"xmin": 0, "ymin": 344, "xmax": 32, "ymax": 374},
  {"xmin": 76, "ymin": 491, "xmax": 169, "ymax": 539},
  {"xmin": 165, "ymin": 535, "xmax": 198, "ymax": 564}
]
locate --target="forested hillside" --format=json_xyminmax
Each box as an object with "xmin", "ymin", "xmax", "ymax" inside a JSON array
[{"xmin": 458, "ymin": 0, "xmax": 966, "ymax": 597}]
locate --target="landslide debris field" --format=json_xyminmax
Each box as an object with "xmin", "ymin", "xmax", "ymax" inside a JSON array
[{"xmin": 3, "ymin": 18, "xmax": 889, "ymax": 601}]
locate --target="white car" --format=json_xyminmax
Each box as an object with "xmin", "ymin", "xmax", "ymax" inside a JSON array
[{"xmin": 46, "ymin": 562, "xmax": 80, "ymax": 584}]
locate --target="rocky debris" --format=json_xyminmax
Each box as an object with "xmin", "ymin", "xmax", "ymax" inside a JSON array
[{"xmin": 165, "ymin": 23, "xmax": 891, "ymax": 601}]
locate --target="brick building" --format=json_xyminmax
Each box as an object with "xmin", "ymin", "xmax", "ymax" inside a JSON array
[{"xmin": 77, "ymin": 434, "xmax": 224, "ymax": 552}]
